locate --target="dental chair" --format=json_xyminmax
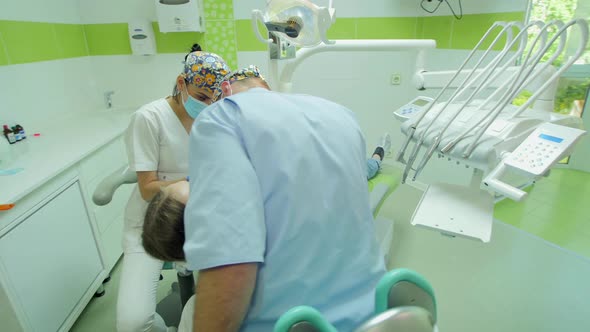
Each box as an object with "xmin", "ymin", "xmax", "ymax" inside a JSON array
[
  {"xmin": 92, "ymin": 165, "xmax": 195, "ymax": 327},
  {"xmin": 273, "ymin": 268, "xmax": 437, "ymax": 332}
]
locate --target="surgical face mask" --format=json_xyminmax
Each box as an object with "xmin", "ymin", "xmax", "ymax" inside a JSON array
[{"xmin": 182, "ymin": 85, "xmax": 209, "ymax": 119}]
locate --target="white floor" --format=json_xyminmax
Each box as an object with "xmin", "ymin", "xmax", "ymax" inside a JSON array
[
  {"xmin": 70, "ymin": 181, "xmax": 590, "ymax": 332},
  {"xmin": 69, "ymin": 259, "xmax": 178, "ymax": 331}
]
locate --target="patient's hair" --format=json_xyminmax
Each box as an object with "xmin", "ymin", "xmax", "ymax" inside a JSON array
[{"xmin": 142, "ymin": 190, "xmax": 186, "ymax": 261}]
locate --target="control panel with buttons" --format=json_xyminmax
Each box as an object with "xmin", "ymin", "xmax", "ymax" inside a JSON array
[
  {"xmin": 505, "ymin": 123, "xmax": 586, "ymax": 176},
  {"xmin": 393, "ymin": 96, "xmax": 434, "ymax": 122}
]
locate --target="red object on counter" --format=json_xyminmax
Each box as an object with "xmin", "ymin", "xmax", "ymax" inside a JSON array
[
  {"xmin": 33, "ymin": 133, "xmax": 41, "ymax": 137},
  {"xmin": 0, "ymin": 204, "xmax": 15, "ymax": 211}
]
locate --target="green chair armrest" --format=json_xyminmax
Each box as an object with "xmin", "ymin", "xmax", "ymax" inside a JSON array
[
  {"xmin": 274, "ymin": 306, "xmax": 337, "ymax": 332},
  {"xmin": 375, "ymin": 268, "xmax": 437, "ymax": 322}
]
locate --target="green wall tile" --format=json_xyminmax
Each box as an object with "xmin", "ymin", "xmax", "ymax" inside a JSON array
[
  {"xmin": 0, "ymin": 31, "xmax": 8, "ymax": 66},
  {"xmin": 419, "ymin": 16, "xmax": 454, "ymax": 49},
  {"xmin": 357, "ymin": 17, "xmax": 418, "ymax": 39},
  {"xmin": 84, "ymin": 23, "xmax": 131, "ymax": 56},
  {"xmin": 0, "ymin": 11, "xmax": 529, "ymax": 66},
  {"xmin": 235, "ymin": 19, "xmax": 267, "ymax": 52},
  {"xmin": 451, "ymin": 12, "xmax": 525, "ymax": 50},
  {"xmin": 203, "ymin": 0, "xmax": 234, "ymax": 20},
  {"xmin": 415, "ymin": 18, "xmax": 425, "ymax": 39},
  {"xmin": 54, "ymin": 23, "xmax": 88, "ymax": 58},
  {"xmin": 327, "ymin": 18, "xmax": 357, "ymax": 40},
  {"xmin": 204, "ymin": 20, "xmax": 237, "ymax": 69},
  {"xmin": 0, "ymin": 21, "xmax": 60, "ymax": 64},
  {"xmin": 152, "ymin": 22, "xmax": 205, "ymax": 54}
]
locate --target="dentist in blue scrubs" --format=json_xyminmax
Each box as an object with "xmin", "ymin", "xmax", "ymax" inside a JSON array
[{"xmin": 181, "ymin": 66, "xmax": 386, "ymax": 332}]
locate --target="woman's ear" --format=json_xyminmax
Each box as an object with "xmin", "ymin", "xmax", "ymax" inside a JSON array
[
  {"xmin": 176, "ymin": 75, "xmax": 186, "ymax": 90},
  {"xmin": 221, "ymin": 81, "xmax": 232, "ymax": 97}
]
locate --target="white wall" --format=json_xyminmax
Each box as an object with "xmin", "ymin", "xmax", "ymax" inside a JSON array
[
  {"xmin": 0, "ymin": 0, "xmax": 98, "ymax": 130},
  {"xmin": 88, "ymin": 55, "xmax": 187, "ymax": 110},
  {"xmin": 77, "ymin": 0, "xmax": 189, "ymax": 110},
  {"xmin": 0, "ymin": 58, "xmax": 103, "ymax": 130},
  {"xmin": 0, "ymin": 0, "xmax": 82, "ymax": 23},
  {"xmin": 78, "ymin": 0, "xmax": 156, "ymax": 24}
]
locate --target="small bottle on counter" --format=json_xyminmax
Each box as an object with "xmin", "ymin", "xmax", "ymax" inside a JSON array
[
  {"xmin": 3, "ymin": 125, "xmax": 16, "ymax": 144},
  {"xmin": 16, "ymin": 124, "xmax": 26, "ymax": 139},
  {"xmin": 12, "ymin": 126, "xmax": 22, "ymax": 141}
]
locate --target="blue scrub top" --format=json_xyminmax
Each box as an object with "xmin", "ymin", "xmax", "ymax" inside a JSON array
[{"xmin": 184, "ymin": 88, "xmax": 386, "ymax": 332}]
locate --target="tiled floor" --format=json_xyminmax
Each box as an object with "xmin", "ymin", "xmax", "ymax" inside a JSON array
[
  {"xmin": 69, "ymin": 260, "xmax": 178, "ymax": 332},
  {"xmin": 494, "ymin": 168, "xmax": 590, "ymax": 259}
]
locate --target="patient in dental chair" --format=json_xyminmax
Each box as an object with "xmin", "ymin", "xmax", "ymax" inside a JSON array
[
  {"xmin": 142, "ymin": 136, "xmax": 392, "ymax": 262},
  {"xmin": 142, "ymin": 180, "xmax": 188, "ymax": 262}
]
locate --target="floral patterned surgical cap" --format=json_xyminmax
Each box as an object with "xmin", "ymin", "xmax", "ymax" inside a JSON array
[{"xmin": 181, "ymin": 51, "xmax": 231, "ymax": 101}]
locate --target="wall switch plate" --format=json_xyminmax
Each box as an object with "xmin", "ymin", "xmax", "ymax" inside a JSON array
[{"xmin": 391, "ymin": 73, "xmax": 401, "ymax": 85}]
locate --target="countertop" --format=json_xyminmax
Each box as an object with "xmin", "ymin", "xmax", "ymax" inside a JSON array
[{"xmin": 0, "ymin": 108, "xmax": 136, "ymax": 205}]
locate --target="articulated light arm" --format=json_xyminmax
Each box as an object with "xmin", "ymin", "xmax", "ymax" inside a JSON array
[{"xmin": 274, "ymin": 39, "xmax": 436, "ymax": 93}]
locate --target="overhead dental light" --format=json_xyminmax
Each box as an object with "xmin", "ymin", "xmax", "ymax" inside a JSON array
[
  {"xmin": 251, "ymin": 0, "xmax": 436, "ymax": 93},
  {"xmin": 252, "ymin": 0, "xmax": 336, "ymax": 48}
]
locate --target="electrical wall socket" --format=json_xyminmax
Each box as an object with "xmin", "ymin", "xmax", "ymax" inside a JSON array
[{"xmin": 391, "ymin": 73, "xmax": 401, "ymax": 85}]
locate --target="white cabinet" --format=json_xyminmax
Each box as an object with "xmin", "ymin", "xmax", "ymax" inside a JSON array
[
  {"xmin": 0, "ymin": 110, "xmax": 134, "ymax": 331},
  {"xmin": 0, "ymin": 180, "xmax": 104, "ymax": 331},
  {"xmin": 79, "ymin": 136, "xmax": 132, "ymax": 272}
]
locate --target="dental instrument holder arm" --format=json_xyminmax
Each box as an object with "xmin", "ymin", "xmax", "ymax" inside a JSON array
[
  {"xmin": 412, "ymin": 21, "xmax": 529, "ymax": 179},
  {"xmin": 440, "ymin": 20, "xmax": 549, "ymax": 154},
  {"xmin": 463, "ymin": 19, "xmax": 588, "ymax": 158},
  {"xmin": 397, "ymin": 22, "xmax": 509, "ymax": 166},
  {"xmin": 405, "ymin": 22, "xmax": 518, "ymax": 181}
]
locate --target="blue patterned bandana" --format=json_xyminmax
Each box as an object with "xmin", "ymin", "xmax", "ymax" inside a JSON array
[{"xmin": 182, "ymin": 51, "xmax": 231, "ymax": 101}]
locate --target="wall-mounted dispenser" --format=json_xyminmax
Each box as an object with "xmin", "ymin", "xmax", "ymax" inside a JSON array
[
  {"xmin": 128, "ymin": 19, "xmax": 157, "ymax": 55},
  {"xmin": 155, "ymin": 0, "xmax": 205, "ymax": 33}
]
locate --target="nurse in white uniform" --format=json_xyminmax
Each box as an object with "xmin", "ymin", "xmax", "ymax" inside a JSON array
[{"xmin": 117, "ymin": 49, "xmax": 230, "ymax": 332}]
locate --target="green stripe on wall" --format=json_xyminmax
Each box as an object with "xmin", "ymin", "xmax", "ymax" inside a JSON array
[
  {"xmin": 419, "ymin": 16, "xmax": 454, "ymax": 49},
  {"xmin": 54, "ymin": 24, "xmax": 88, "ymax": 58},
  {"xmin": 0, "ymin": 21, "xmax": 57, "ymax": 64},
  {"xmin": 235, "ymin": 19, "xmax": 268, "ymax": 52},
  {"xmin": 236, "ymin": 12, "xmax": 524, "ymax": 51},
  {"xmin": 326, "ymin": 18, "xmax": 357, "ymax": 40},
  {"xmin": 0, "ymin": 20, "xmax": 89, "ymax": 65},
  {"xmin": 357, "ymin": 17, "xmax": 419, "ymax": 39},
  {"xmin": 0, "ymin": 12, "xmax": 526, "ymax": 66},
  {"xmin": 83, "ymin": 23, "xmax": 131, "ymax": 55},
  {"xmin": 0, "ymin": 31, "xmax": 8, "ymax": 66},
  {"xmin": 451, "ymin": 12, "xmax": 526, "ymax": 50}
]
